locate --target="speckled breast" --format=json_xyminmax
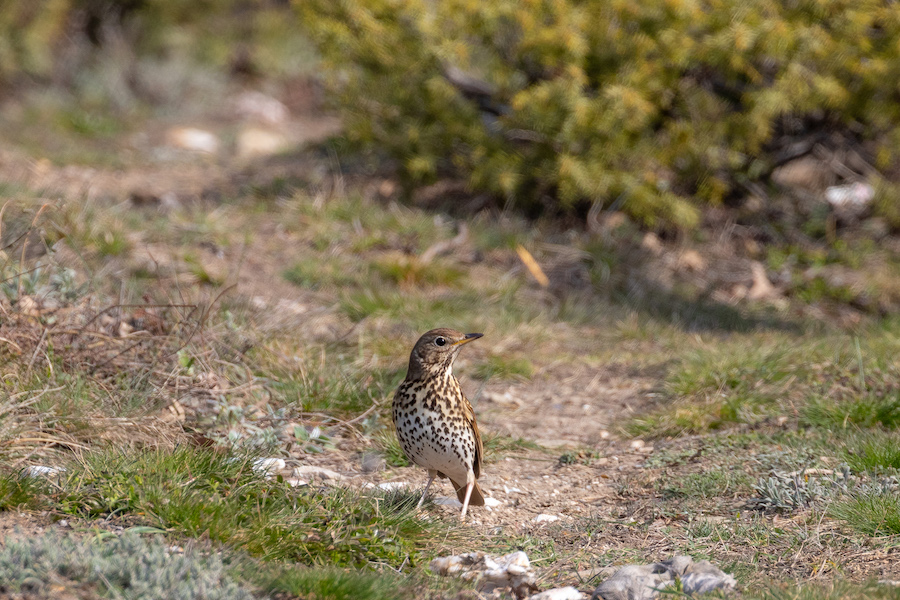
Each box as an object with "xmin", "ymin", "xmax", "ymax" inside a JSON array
[{"xmin": 392, "ymin": 378, "xmax": 474, "ymax": 481}]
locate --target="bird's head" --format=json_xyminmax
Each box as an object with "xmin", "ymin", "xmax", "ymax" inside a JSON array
[{"xmin": 406, "ymin": 328, "xmax": 483, "ymax": 380}]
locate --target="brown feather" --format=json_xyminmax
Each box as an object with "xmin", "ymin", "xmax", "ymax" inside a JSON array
[
  {"xmin": 462, "ymin": 393, "xmax": 483, "ymax": 479},
  {"xmin": 450, "ymin": 478, "xmax": 485, "ymax": 506}
]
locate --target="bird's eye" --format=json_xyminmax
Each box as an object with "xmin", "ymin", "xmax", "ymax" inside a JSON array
[{"xmin": 434, "ymin": 337, "xmax": 447, "ymax": 347}]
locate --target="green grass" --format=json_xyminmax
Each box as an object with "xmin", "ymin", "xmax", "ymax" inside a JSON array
[
  {"xmin": 659, "ymin": 469, "xmax": 753, "ymax": 500},
  {"xmin": 371, "ymin": 256, "xmax": 463, "ymax": 287},
  {"xmin": 56, "ymin": 447, "xmax": 443, "ymax": 567},
  {"xmin": 842, "ymin": 431, "xmax": 900, "ymax": 472},
  {"xmin": 339, "ymin": 284, "xmax": 540, "ymax": 333},
  {"xmin": 0, "ymin": 471, "xmax": 44, "ymax": 511},
  {"xmin": 282, "ymin": 257, "xmax": 364, "ymax": 289},
  {"xmin": 258, "ymin": 565, "xmax": 410, "ymax": 600},
  {"xmin": 801, "ymin": 394, "xmax": 900, "ymax": 430},
  {"xmin": 830, "ymin": 492, "xmax": 900, "ymax": 536},
  {"xmin": 473, "ymin": 355, "xmax": 535, "ymax": 381},
  {"xmin": 748, "ymin": 581, "xmax": 900, "ymax": 600},
  {"xmin": 376, "ymin": 429, "xmax": 411, "ymax": 467},
  {"xmin": 629, "ymin": 322, "xmax": 900, "ymax": 438},
  {"xmin": 482, "ymin": 432, "xmax": 545, "ymax": 460},
  {"xmin": 264, "ymin": 358, "xmax": 403, "ymax": 416}
]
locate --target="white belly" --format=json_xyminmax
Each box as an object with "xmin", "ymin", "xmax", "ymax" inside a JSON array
[{"xmin": 397, "ymin": 405, "xmax": 471, "ymax": 481}]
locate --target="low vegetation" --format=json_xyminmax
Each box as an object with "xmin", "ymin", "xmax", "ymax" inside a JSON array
[{"xmin": 300, "ymin": 0, "xmax": 900, "ymax": 229}]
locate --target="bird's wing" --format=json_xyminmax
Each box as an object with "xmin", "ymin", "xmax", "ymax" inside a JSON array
[{"xmin": 462, "ymin": 393, "xmax": 483, "ymax": 479}]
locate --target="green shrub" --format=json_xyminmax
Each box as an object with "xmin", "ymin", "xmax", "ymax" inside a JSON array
[{"xmin": 299, "ymin": 0, "xmax": 900, "ymax": 229}]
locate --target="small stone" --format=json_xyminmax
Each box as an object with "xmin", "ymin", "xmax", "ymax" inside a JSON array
[
  {"xmin": 293, "ymin": 466, "xmax": 345, "ymax": 481},
  {"xmin": 641, "ymin": 232, "xmax": 663, "ymax": 255},
  {"xmin": 378, "ymin": 180, "xmax": 397, "ymax": 197},
  {"xmin": 681, "ymin": 560, "xmax": 736, "ymax": 595},
  {"xmin": 17, "ymin": 295, "xmax": 41, "ymax": 317},
  {"xmin": 677, "ymin": 249, "xmax": 706, "ymax": 272},
  {"xmin": 484, "ymin": 497, "xmax": 503, "ymax": 507},
  {"xmin": 377, "ymin": 481, "xmax": 412, "ymax": 491},
  {"xmin": 825, "ymin": 181, "xmax": 874, "ymax": 216},
  {"xmin": 236, "ymin": 127, "xmax": 291, "ymax": 159},
  {"xmin": 533, "ymin": 514, "xmax": 559, "ymax": 523},
  {"xmin": 527, "ymin": 587, "xmax": 586, "ymax": 600},
  {"xmin": 431, "ymin": 550, "xmax": 538, "ymax": 598},
  {"xmin": 747, "ymin": 261, "xmax": 777, "ymax": 300},
  {"xmin": 165, "ymin": 127, "xmax": 220, "ymax": 153},
  {"xmin": 591, "ymin": 555, "xmax": 736, "ymax": 600},
  {"xmin": 251, "ymin": 458, "xmax": 285, "ymax": 476},
  {"xmin": 22, "ymin": 465, "xmax": 65, "ymax": 478},
  {"xmin": 630, "ymin": 440, "xmax": 645, "ymax": 450},
  {"xmin": 771, "ymin": 155, "xmax": 832, "ymax": 191},
  {"xmin": 233, "ymin": 90, "xmax": 289, "ymax": 124}
]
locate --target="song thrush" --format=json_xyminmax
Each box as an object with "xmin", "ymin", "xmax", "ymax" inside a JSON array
[{"xmin": 392, "ymin": 328, "xmax": 485, "ymax": 520}]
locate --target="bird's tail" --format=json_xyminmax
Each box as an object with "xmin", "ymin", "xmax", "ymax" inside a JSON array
[{"xmin": 450, "ymin": 478, "xmax": 485, "ymax": 506}]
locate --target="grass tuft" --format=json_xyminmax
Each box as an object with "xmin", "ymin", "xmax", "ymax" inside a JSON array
[
  {"xmin": 801, "ymin": 394, "xmax": 900, "ymax": 430},
  {"xmin": 842, "ymin": 431, "xmax": 900, "ymax": 472},
  {"xmin": 482, "ymin": 432, "xmax": 545, "ymax": 460},
  {"xmin": 57, "ymin": 446, "xmax": 441, "ymax": 567},
  {"xmin": 830, "ymin": 492, "xmax": 900, "ymax": 536},
  {"xmin": 0, "ymin": 470, "xmax": 44, "ymax": 511},
  {"xmin": 473, "ymin": 355, "xmax": 535, "ymax": 381},
  {"xmin": 748, "ymin": 581, "xmax": 900, "ymax": 600},
  {"xmin": 259, "ymin": 565, "xmax": 408, "ymax": 600},
  {"xmin": 659, "ymin": 469, "xmax": 753, "ymax": 500},
  {"xmin": 375, "ymin": 430, "xmax": 410, "ymax": 467}
]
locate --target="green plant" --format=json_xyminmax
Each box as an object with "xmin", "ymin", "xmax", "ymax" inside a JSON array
[
  {"xmin": 830, "ymin": 492, "xmax": 900, "ymax": 536},
  {"xmin": 801, "ymin": 395, "xmax": 900, "ymax": 430},
  {"xmin": 842, "ymin": 431, "xmax": 900, "ymax": 472},
  {"xmin": 299, "ymin": 0, "xmax": 900, "ymax": 229},
  {"xmin": 258, "ymin": 565, "xmax": 408, "ymax": 600},
  {"xmin": 473, "ymin": 355, "xmax": 535, "ymax": 381},
  {"xmin": 748, "ymin": 470, "xmax": 835, "ymax": 513},
  {"xmin": 660, "ymin": 470, "xmax": 752, "ymax": 500},
  {"xmin": 0, "ymin": 470, "xmax": 43, "ymax": 511},
  {"xmin": 0, "ymin": 532, "xmax": 254, "ymax": 600},
  {"xmin": 56, "ymin": 447, "xmax": 440, "ymax": 567},
  {"xmin": 375, "ymin": 429, "xmax": 411, "ymax": 467}
]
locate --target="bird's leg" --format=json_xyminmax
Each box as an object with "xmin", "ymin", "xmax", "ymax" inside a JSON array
[
  {"xmin": 417, "ymin": 470, "xmax": 437, "ymax": 509},
  {"xmin": 460, "ymin": 471, "xmax": 477, "ymax": 521},
  {"xmin": 460, "ymin": 481, "xmax": 475, "ymax": 521}
]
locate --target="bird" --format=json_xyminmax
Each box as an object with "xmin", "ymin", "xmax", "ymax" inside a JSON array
[{"xmin": 392, "ymin": 328, "xmax": 485, "ymax": 521}]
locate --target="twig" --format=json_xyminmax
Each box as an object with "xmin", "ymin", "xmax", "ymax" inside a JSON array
[
  {"xmin": 24, "ymin": 327, "xmax": 48, "ymax": 379},
  {"xmin": 515, "ymin": 245, "xmax": 549, "ymax": 287},
  {"xmin": 420, "ymin": 223, "xmax": 468, "ymax": 264}
]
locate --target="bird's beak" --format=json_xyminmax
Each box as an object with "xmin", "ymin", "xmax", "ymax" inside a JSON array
[{"xmin": 453, "ymin": 333, "xmax": 484, "ymax": 346}]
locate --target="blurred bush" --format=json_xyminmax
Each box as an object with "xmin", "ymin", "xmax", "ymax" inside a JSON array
[
  {"xmin": 0, "ymin": 0, "xmax": 307, "ymax": 91},
  {"xmin": 299, "ymin": 0, "xmax": 900, "ymax": 229}
]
